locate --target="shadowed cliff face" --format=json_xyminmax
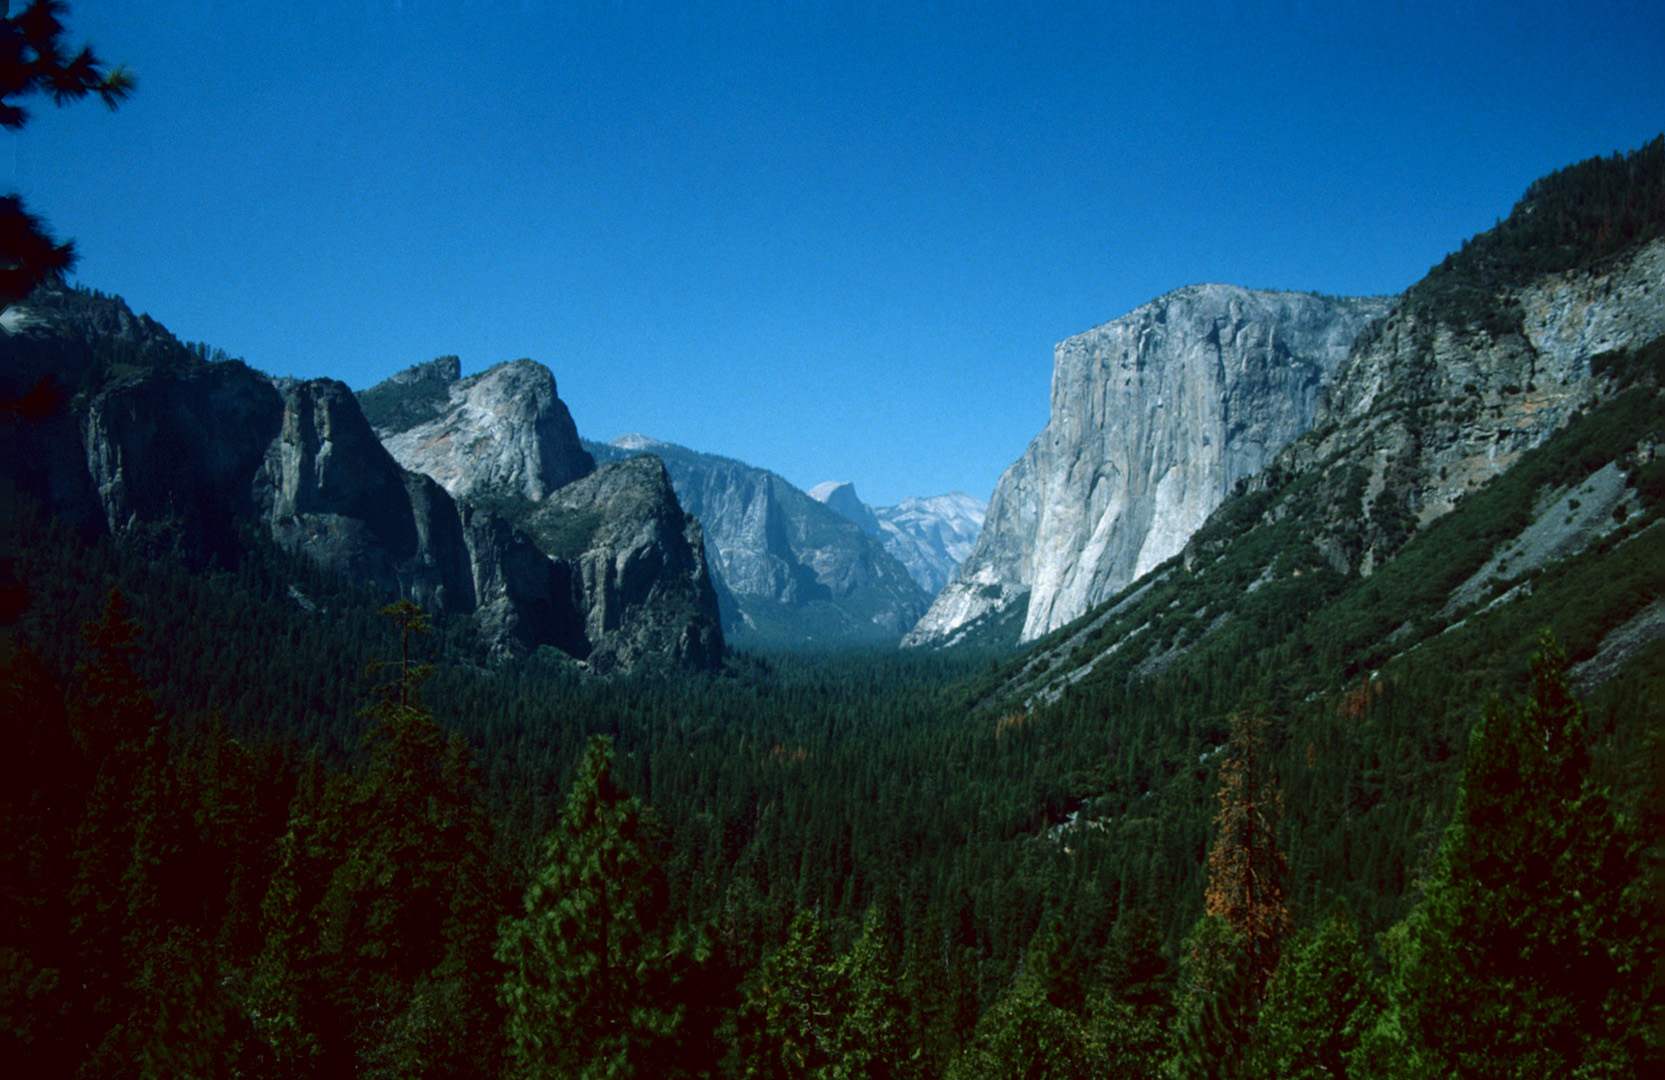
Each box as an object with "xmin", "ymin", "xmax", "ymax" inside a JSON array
[
  {"xmin": 591, "ymin": 436, "xmax": 931, "ymax": 647},
  {"xmin": 84, "ymin": 362, "xmax": 284, "ymax": 564},
  {"xmin": 5, "ymin": 289, "xmax": 722, "ymax": 670},
  {"xmin": 523, "ymin": 456, "xmax": 724, "ymax": 671},
  {"xmin": 906, "ymin": 286, "xmax": 1392, "ymax": 647},
  {"xmin": 256, "ymin": 378, "xmax": 478, "ymax": 617}
]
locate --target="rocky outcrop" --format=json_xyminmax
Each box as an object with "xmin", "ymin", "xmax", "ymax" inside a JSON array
[
  {"xmin": 809, "ymin": 482, "xmax": 884, "ymax": 536},
  {"xmin": 357, "ymin": 357, "xmax": 721, "ymax": 666},
  {"xmin": 364, "ymin": 357, "xmax": 594, "ymax": 502},
  {"xmin": 4, "ymin": 287, "xmax": 280, "ymax": 548},
  {"xmin": 255, "ymin": 378, "xmax": 478, "ymax": 615},
  {"xmin": 1280, "ymin": 239, "xmax": 1665, "ymax": 573},
  {"xmin": 5, "ymin": 288, "xmax": 720, "ymax": 670},
  {"xmin": 591, "ymin": 437, "xmax": 931, "ymax": 645},
  {"xmin": 810, "ymin": 483, "xmax": 987, "ymax": 598},
  {"xmin": 905, "ymin": 287, "xmax": 1391, "ymax": 647},
  {"xmin": 521, "ymin": 456, "xmax": 724, "ymax": 671}
]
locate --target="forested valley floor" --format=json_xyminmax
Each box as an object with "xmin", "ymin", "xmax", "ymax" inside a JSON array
[{"xmin": 4, "ymin": 477, "xmax": 1658, "ymax": 1079}]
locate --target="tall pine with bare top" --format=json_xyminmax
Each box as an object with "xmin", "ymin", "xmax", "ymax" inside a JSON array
[
  {"xmin": 1173, "ymin": 711, "xmax": 1290, "ymax": 1080},
  {"xmin": 1204, "ymin": 712, "xmax": 1291, "ymax": 992}
]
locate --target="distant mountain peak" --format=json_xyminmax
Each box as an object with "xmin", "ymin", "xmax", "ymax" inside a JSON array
[{"xmin": 809, "ymin": 481, "xmax": 882, "ymax": 537}]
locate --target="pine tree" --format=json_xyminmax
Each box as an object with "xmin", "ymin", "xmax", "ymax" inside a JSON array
[
  {"xmin": 1249, "ymin": 903, "xmax": 1378, "ymax": 1080},
  {"xmin": 1087, "ymin": 908, "xmax": 1171, "ymax": 1080},
  {"xmin": 248, "ymin": 601, "xmax": 501, "ymax": 1077},
  {"xmin": 945, "ymin": 979, "xmax": 1099, "ymax": 1080},
  {"xmin": 835, "ymin": 900, "xmax": 918, "ymax": 1080},
  {"xmin": 740, "ymin": 908, "xmax": 847, "ymax": 1080},
  {"xmin": 496, "ymin": 735, "xmax": 685, "ymax": 1080},
  {"xmin": 1169, "ymin": 713, "xmax": 1292, "ymax": 1080},
  {"xmin": 1022, "ymin": 915, "xmax": 1085, "ymax": 1013},
  {"xmin": 1203, "ymin": 711, "xmax": 1290, "ymax": 996},
  {"xmin": 63, "ymin": 590, "xmax": 169, "ymax": 1077},
  {"xmin": 1, "ymin": 1, "xmax": 135, "ymax": 301},
  {"xmin": 1169, "ymin": 917, "xmax": 1254, "ymax": 1080},
  {"xmin": 1369, "ymin": 633, "xmax": 1654, "ymax": 1079}
]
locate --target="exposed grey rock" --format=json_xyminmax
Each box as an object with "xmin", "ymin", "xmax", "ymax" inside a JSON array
[
  {"xmin": 811, "ymin": 482, "xmax": 987, "ymax": 597},
  {"xmin": 6, "ymin": 288, "xmax": 720, "ymax": 670},
  {"xmin": 809, "ymin": 481, "xmax": 883, "ymax": 536},
  {"xmin": 365, "ymin": 357, "xmax": 594, "ymax": 503},
  {"xmin": 1568, "ymin": 590, "xmax": 1665, "ymax": 694},
  {"xmin": 521, "ymin": 455, "xmax": 724, "ymax": 671},
  {"xmin": 906, "ymin": 286, "xmax": 1391, "ymax": 647},
  {"xmin": 1438, "ymin": 463, "xmax": 1631, "ymax": 618},
  {"xmin": 591, "ymin": 436, "xmax": 931, "ymax": 645},
  {"xmin": 255, "ymin": 378, "xmax": 478, "ymax": 617},
  {"xmin": 1282, "ymin": 238, "xmax": 1665, "ymax": 573},
  {"xmin": 872, "ymin": 492, "xmax": 986, "ymax": 597}
]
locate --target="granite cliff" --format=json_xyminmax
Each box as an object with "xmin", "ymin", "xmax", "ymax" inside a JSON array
[
  {"xmin": 589, "ymin": 437, "xmax": 931, "ymax": 647},
  {"xmin": 1273, "ymin": 237, "xmax": 1665, "ymax": 576},
  {"xmin": 520, "ymin": 455, "xmax": 723, "ymax": 670},
  {"xmin": 3, "ymin": 290, "xmax": 721, "ymax": 669},
  {"xmin": 905, "ymin": 287, "xmax": 1390, "ymax": 647},
  {"xmin": 915, "ymin": 142, "xmax": 1664, "ymax": 674},
  {"xmin": 361, "ymin": 355, "xmax": 594, "ymax": 503},
  {"xmin": 358, "ymin": 359, "xmax": 722, "ymax": 669}
]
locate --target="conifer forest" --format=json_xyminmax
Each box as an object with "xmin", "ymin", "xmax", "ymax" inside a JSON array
[{"xmin": 3, "ymin": 3, "xmax": 1663, "ymax": 1077}]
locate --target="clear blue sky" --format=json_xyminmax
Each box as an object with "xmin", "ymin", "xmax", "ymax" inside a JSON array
[{"xmin": 12, "ymin": 1, "xmax": 1665, "ymax": 508}]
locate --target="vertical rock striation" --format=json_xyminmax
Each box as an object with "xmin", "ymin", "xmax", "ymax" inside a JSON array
[
  {"xmin": 6, "ymin": 289, "xmax": 721, "ymax": 669},
  {"xmin": 905, "ymin": 286, "xmax": 1391, "ymax": 647}
]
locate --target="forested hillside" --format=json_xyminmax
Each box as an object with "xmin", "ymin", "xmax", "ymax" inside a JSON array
[{"xmin": 3, "ymin": 145, "xmax": 1662, "ymax": 1077}]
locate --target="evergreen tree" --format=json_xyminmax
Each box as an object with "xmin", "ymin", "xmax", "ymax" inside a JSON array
[
  {"xmin": 835, "ymin": 900, "xmax": 918, "ymax": 1080},
  {"xmin": 1170, "ymin": 712, "xmax": 1292, "ymax": 1080},
  {"xmin": 63, "ymin": 590, "xmax": 169, "ymax": 1078},
  {"xmin": 1249, "ymin": 904, "xmax": 1378, "ymax": 1080},
  {"xmin": 1100, "ymin": 908, "xmax": 1172, "ymax": 1017},
  {"xmin": 1087, "ymin": 908, "xmax": 1171, "ymax": 1080},
  {"xmin": 1023, "ymin": 915, "xmax": 1085, "ymax": 1013},
  {"xmin": 496, "ymin": 735, "xmax": 685, "ymax": 1080},
  {"xmin": 1202, "ymin": 711, "xmax": 1290, "ymax": 997},
  {"xmin": 1, "ymin": 1, "xmax": 135, "ymax": 300},
  {"xmin": 946, "ymin": 980, "xmax": 1099, "ymax": 1080},
  {"xmin": 1366, "ymin": 632, "xmax": 1654, "ymax": 1078},
  {"xmin": 248, "ymin": 601, "xmax": 502, "ymax": 1077},
  {"xmin": 739, "ymin": 908, "xmax": 847, "ymax": 1080},
  {"xmin": 1169, "ymin": 918, "xmax": 1254, "ymax": 1080}
]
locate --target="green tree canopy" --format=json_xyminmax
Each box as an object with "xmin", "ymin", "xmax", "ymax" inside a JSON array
[
  {"xmin": 496, "ymin": 735, "xmax": 685, "ymax": 1080},
  {"xmin": 1370, "ymin": 632, "xmax": 1655, "ymax": 1078}
]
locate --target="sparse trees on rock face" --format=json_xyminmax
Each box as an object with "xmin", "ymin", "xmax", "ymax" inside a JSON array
[{"xmin": 1, "ymin": 1, "xmax": 134, "ymax": 301}]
